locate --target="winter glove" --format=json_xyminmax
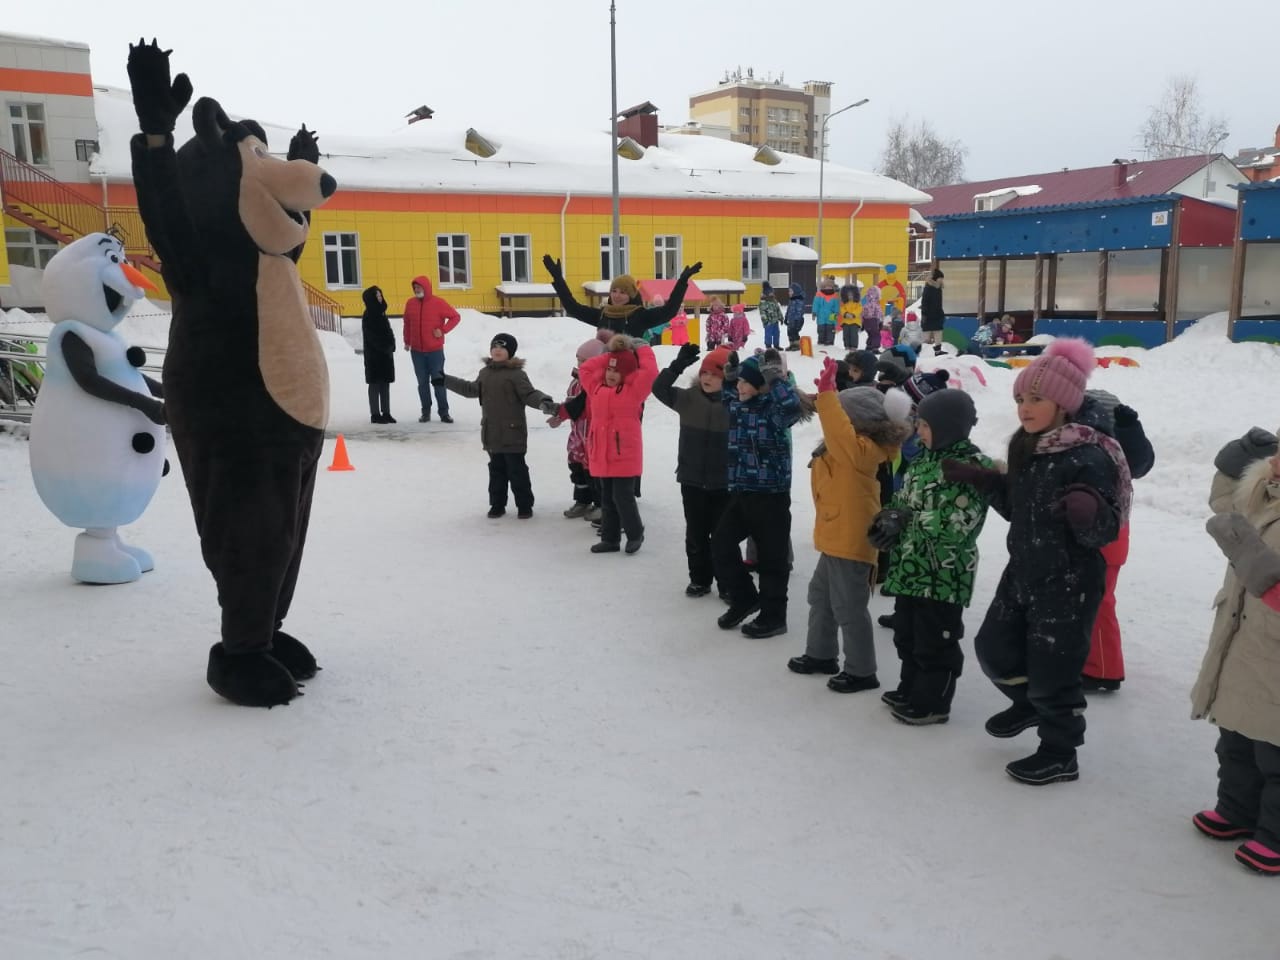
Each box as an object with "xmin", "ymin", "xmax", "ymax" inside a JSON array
[
  {"xmin": 814, "ymin": 356, "xmax": 839, "ymax": 394},
  {"xmin": 541, "ymin": 254, "xmax": 564, "ymax": 282},
  {"xmin": 1214, "ymin": 428, "xmax": 1278, "ymax": 479},
  {"xmin": 759, "ymin": 360, "xmax": 785, "ymax": 385},
  {"xmin": 127, "ymin": 38, "xmax": 193, "ymax": 136},
  {"xmin": 1206, "ymin": 512, "xmax": 1280, "ymax": 599},
  {"xmin": 431, "ymin": 376, "xmax": 445, "ymax": 387},
  {"xmin": 941, "ymin": 459, "xmax": 1005, "ymax": 496},
  {"xmin": 538, "ymin": 398, "xmax": 559, "ymax": 416},
  {"xmin": 1113, "ymin": 403, "xmax": 1139, "ymax": 428},
  {"xmin": 1053, "ymin": 483, "xmax": 1104, "ymax": 537},
  {"xmin": 671, "ymin": 342, "xmax": 701, "ymax": 373},
  {"xmin": 287, "ymin": 124, "xmax": 320, "ymax": 163},
  {"xmin": 678, "ymin": 261, "xmax": 703, "ymax": 283},
  {"xmin": 867, "ymin": 508, "xmax": 911, "ymax": 551},
  {"xmin": 723, "ymin": 351, "xmax": 741, "ymax": 382}
]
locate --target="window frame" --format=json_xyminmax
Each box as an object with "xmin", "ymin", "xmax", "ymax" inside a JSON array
[
  {"xmin": 437, "ymin": 233, "xmax": 472, "ymax": 289},
  {"xmin": 599, "ymin": 234, "xmax": 630, "ymax": 280},
  {"xmin": 321, "ymin": 231, "xmax": 362, "ymax": 289},
  {"xmin": 741, "ymin": 235, "xmax": 767, "ymax": 282},
  {"xmin": 499, "ymin": 233, "xmax": 532, "ymax": 284},
  {"xmin": 913, "ymin": 237, "xmax": 933, "ymax": 265},
  {"xmin": 4, "ymin": 226, "xmax": 59, "ymax": 269},
  {"xmin": 789, "ymin": 235, "xmax": 814, "ymax": 248},
  {"xmin": 653, "ymin": 234, "xmax": 681, "ymax": 280},
  {"xmin": 7, "ymin": 101, "xmax": 49, "ymax": 166}
]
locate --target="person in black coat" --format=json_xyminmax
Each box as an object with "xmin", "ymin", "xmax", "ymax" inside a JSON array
[
  {"xmin": 943, "ymin": 339, "xmax": 1133, "ymax": 786},
  {"xmin": 542, "ymin": 254, "xmax": 702, "ymax": 339},
  {"xmin": 920, "ymin": 268, "xmax": 946, "ymax": 352},
  {"xmin": 361, "ymin": 285, "xmax": 397, "ymax": 423}
]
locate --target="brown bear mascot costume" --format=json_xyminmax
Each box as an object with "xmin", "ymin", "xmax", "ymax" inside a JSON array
[{"xmin": 127, "ymin": 40, "xmax": 336, "ymax": 707}]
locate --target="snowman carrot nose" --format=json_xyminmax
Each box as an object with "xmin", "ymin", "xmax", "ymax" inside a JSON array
[{"xmin": 121, "ymin": 261, "xmax": 157, "ymax": 292}]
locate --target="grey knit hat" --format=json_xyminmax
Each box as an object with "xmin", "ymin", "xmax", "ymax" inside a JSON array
[{"xmin": 917, "ymin": 389, "xmax": 977, "ymax": 451}]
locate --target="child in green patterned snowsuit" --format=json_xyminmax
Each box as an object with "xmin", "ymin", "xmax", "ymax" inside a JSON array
[{"xmin": 868, "ymin": 388, "xmax": 992, "ymax": 724}]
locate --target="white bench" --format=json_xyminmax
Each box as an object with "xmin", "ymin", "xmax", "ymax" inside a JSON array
[{"xmin": 494, "ymin": 282, "xmax": 562, "ymax": 318}]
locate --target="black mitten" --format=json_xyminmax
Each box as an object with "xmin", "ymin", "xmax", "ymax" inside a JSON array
[
  {"xmin": 126, "ymin": 39, "xmax": 193, "ymax": 135},
  {"xmin": 867, "ymin": 508, "xmax": 911, "ymax": 551},
  {"xmin": 678, "ymin": 261, "xmax": 703, "ymax": 283},
  {"xmin": 541, "ymin": 254, "xmax": 564, "ymax": 282},
  {"xmin": 672, "ymin": 342, "xmax": 700, "ymax": 372}
]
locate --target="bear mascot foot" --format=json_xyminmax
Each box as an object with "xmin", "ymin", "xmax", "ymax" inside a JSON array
[
  {"xmin": 271, "ymin": 630, "xmax": 318, "ymax": 681},
  {"xmin": 207, "ymin": 643, "xmax": 299, "ymax": 707},
  {"xmin": 72, "ymin": 531, "xmax": 142, "ymax": 584}
]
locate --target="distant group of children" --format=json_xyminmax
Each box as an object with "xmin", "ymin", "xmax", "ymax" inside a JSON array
[{"xmin": 400, "ymin": 255, "xmax": 1280, "ymax": 876}]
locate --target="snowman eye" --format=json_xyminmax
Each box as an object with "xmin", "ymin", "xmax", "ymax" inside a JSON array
[{"xmin": 109, "ymin": 253, "xmax": 120, "ymax": 263}]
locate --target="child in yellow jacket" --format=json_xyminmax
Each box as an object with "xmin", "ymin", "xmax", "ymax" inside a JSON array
[
  {"xmin": 839, "ymin": 283, "xmax": 862, "ymax": 351},
  {"xmin": 788, "ymin": 357, "xmax": 912, "ymax": 692}
]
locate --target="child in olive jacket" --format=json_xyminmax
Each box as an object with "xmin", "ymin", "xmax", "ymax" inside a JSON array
[
  {"xmin": 869, "ymin": 388, "xmax": 993, "ymax": 723},
  {"xmin": 443, "ymin": 333, "xmax": 557, "ymax": 519}
]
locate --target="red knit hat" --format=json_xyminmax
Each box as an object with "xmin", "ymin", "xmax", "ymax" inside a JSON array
[
  {"xmin": 699, "ymin": 346, "xmax": 732, "ymax": 376},
  {"xmin": 1012, "ymin": 338, "xmax": 1094, "ymax": 414},
  {"xmin": 606, "ymin": 349, "xmax": 639, "ymax": 379}
]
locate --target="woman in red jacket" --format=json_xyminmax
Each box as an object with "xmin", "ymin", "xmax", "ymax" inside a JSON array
[
  {"xmin": 556, "ymin": 334, "xmax": 657, "ymax": 554},
  {"xmin": 402, "ymin": 275, "xmax": 461, "ymax": 423}
]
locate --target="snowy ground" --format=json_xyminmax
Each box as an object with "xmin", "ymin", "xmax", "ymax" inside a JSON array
[{"xmin": 3, "ymin": 307, "xmax": 1279, "ymax": 959}]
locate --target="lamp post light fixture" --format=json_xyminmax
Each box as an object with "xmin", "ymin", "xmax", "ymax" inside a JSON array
[
  {"xmin": 816, "ymin": 98, "xmax": 869, "ymax": 266},
  {"xmin": 609, "ymin": 1, "xmax": 621, "ymax": 278}
]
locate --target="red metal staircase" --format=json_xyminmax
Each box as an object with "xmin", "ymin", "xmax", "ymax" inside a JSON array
[{"xmin": 0, "ymin": 147, "xmax": 341, "ymax": 331}]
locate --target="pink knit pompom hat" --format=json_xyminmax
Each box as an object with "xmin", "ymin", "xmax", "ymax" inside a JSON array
[{"xmin": 1012, "ymin": 337, "xmax": 1095, "ymax": 414}]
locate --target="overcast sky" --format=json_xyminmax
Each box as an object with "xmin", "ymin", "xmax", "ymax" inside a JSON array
[{"xmin": 9, "ymin": 0, "xmax": 1280, "ymax": 183}]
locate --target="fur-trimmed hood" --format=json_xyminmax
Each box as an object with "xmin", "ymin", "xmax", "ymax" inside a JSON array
[{"xmin": 483, "ymin": 356, "xmax": 526, "ymax": 370}]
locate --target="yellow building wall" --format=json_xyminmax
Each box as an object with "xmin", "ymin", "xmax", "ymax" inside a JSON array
[{"xmin": 301, "ymin": 199, "xmax": 911, "ymax": 317}]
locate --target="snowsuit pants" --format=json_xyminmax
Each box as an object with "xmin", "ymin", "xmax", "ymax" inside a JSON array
[
  {"xmin": 712, "ymin": 491, "xmax": 792, "ymax": 622},
  {"xmin": 862, "ymin": 318, "xmax": 881, "ymax": 353},
  {"xmin": 841, "ymin": 325, "xmax": 860, "ymax": 350},
  {"xmin": 1084, "ymin": 524, "xmax": 1129, "ymax": 681},
  {"xmin": 817, "ymin": 323, "xmax": 837, "ymax": 346},
  {"xmin": 1215, "ymin": 728, "xmax": 1280, "ymax": 849},
  {"xmin": 488, "ymin": 452, "xmax": 533, "ymax": 511},
  {"xmin": 763, "ymin": 323, "xmax": 781, "ymax": 349},
  {"xmin": 786, "ymin": 319, "xmax": 804, "ymax": 347},
  {"xmin": 891, "ymin": 594, "xmax": 966, "ymax": 713},
  {"xmin": 681, "ymin": 484, "xmax": 730, "ymax": 590},
  {"xmin": 569, "ymin": 460, "xmax": 600, "ymax": 506},
  {"xmin": 974, "ymin": 560, "xmax": 1106, "ymax": 756},
  {"xmin": 600, "ymin": 475, "xmax": 643, "ymax": 544},
  {"xmin": 410, "ymin": 349, "xmax": 450, "ymax": 417},
  {"xmin": 171, "ymin": 429, "xmax": 321, "ymax": 655},
  {"xmin": 805, "ymin": 555, "xmax": 876, "ymax": 676}
]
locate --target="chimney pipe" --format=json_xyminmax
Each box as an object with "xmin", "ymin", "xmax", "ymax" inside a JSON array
[{"xmin": 1112, "ymin": 158, "xmax": 1127, "ymax": 189}]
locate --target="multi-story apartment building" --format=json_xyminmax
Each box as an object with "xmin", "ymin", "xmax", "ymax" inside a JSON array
[{"xmin": 688, "ymin": 70, "xmax": 831, "ymax": 159}]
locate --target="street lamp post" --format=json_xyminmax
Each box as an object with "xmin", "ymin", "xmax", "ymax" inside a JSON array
[
  {"xmin": 609, "ymin": 1, "xmax": 621, "ymax": 277},
  {"xmin": 816, "ymin": 98, "xmax": 869, "ymax": 268}
]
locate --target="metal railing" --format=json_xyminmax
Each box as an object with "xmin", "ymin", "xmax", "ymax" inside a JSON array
[
  {"xmin": 0, "ymin": 333, "xmax": 167, "ymax": 423},
  {"xmin": 0, "ymin": 148, "xmax": 104, "ymax": 243}
]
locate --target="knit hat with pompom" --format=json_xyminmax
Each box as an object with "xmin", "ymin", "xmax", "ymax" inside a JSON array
[
  {"xmin": 576, "ymin": 338, "xmax": 606, "ymax": 363},
  {"xmin": 604, "ymin": 333, "xmax": 639, "ymax": 379},
  {"xmin": 1013, "ymin": 337, "xmax": 1094, "ymax": 414}
]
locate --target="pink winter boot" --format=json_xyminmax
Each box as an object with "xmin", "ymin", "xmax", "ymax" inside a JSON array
[
  {"xmin": 1235, "ymin": 839, "xmax": 1280, "ymax": 875},
  {"xmin": 1192, "ymin": 809, "xmax": 1255, "ymax": 840}
]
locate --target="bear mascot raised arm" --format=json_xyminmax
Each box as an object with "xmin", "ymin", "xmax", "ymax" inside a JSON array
[{"xmin": 127, "ymin": 39, "xmax": 337, "ymax": 707}]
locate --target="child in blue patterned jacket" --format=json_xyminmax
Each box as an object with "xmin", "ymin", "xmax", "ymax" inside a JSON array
[{"xmin": 712, "ymin": 348, "xmax": 812, "ymax": 638}]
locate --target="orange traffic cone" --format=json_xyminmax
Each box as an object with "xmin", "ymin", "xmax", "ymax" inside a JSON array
[{"xmin": 328, "ymin": 434, "xmax": 355, "ymax": 472}]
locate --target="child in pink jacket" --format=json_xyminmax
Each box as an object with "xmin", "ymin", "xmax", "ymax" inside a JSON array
[
  {"xmin": 727, "ymin": 304, "xmax": 751, "ymax": 351},
  {"xmin": 704, "ymin": 297, "xmax": 730, "ymax": 348},
  {"xmin": 555, "ymin": 334, "xmax": 658, "ymax": 554}
]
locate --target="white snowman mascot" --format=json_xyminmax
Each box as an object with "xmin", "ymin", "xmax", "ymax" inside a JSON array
[{"xmin": 29, "ymin": 232, "xmax": 167, "ymax": 584}]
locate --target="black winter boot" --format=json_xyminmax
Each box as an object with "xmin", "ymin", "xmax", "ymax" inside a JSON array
[
  {"xmin": 891, "ymin": 703, "xmax": 950, "ymax": 725},
  {"xmin": 718, "ymin": 597, "xmax": 760, "ymax": 629},
  {"xmin": 788, "ymin": 654, "xmax": 839, "ymax": 675},
  {"xmin": 1005, "ymin": 749, "xmax": 1079, "ymax": 785},
  {"xmin": 741, "ymin": 615, "xmax": 786, "ymax": 639},
  {"xmin": 827, "ymin": 672, "xmax": 880, "ymax": 694},
  {"xmin": 207, "ymin": 643, "xmax": 299, "ymax": 707},
  {"xmin": 984, "ymin": 703, "xmax": 1040, "ymax": 738}
]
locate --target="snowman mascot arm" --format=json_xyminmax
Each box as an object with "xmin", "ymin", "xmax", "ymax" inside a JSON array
[
  {"xmin": 62, "ymin": 331, "xmax": 165, "ymax": 425},
  {"xmin": 127, "ymin": 39, "xmax": 196, "ymax": 291}
]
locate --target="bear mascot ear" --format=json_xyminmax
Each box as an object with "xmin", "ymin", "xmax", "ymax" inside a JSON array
[{"xmin": 192, "ymin": 96, "xmax": 233, "ymax": 146}]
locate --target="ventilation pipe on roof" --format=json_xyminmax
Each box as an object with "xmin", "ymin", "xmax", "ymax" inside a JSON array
[
  {"xmin": 753, "ymin": 144, "xmax": 782, "ymax": 166},
  {"xmin": 617, "ymin": 136, "xmax": 645, "ymax": 160},
  {"xmin": 848, "ymin": 198, "xmax": 864, "ymax": 262},
  {"xmin": 465, "ymin": 128, "xmax": 500, "ymax": 158},
  {"xmin": 1112, "ymin": 158, "xmax": 1129, "ymax": 189}
]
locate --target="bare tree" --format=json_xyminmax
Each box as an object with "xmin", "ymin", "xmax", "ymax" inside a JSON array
[
  {"xmin": 1140, "ymin": 75, "xmax": 1229, "ymax": 159},
  {"xmin": 876, "ymin": 118, "xmax": 968, "ymax": 189}
]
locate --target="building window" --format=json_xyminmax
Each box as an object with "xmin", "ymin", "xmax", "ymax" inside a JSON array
[
  {"xmin": 74, "ymin": 139, "xmax": 99, "ymax": 162},
  {"xmin": 4, "ymin": 227, "xmax": 59, "ymax": 268},
  {"xmin": 790, "ymin": 235, "xmax": 814, "ymax": 248},
  {"xmin": 437, "ymin": 234, "xmax": 471, "ymax": 287},
  {"xmin": 499, "ymin": 234, "xmax": 531, "ymax": 283},
  {"xmin": 741, "ymin": 236, "xmax": 766, "ymax": 281},
  {"xmin": 322, "ymin": 232, "xmax": 361, "ymax": 288},
  {"xmin": 654, "ymin": 235, "xmax": 681, "ymax": 279},
  {"xmin": 8, "ymin": 102, "xmax": 49, "ymax": 165},
  {"xmin": 599, "ymin": 234, "xmax": 629, "ymax": 279},
  {"xmin": 913, "ymin": 237, "xmax": 933, "ymax": 264}
]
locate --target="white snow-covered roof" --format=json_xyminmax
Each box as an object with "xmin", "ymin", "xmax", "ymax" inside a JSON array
[
  {"xmin": 971, "ymin": 184, "xmax": 1043, "ymax": 201},
  {"xmin": 90, "ymin": 85, "xmax": 930, "ymax": 205},
  {"xmin": 909, "ymin": 208, "xmax": 931, "ymax": 228},
  {"xmin": 767, "ymin": 242, "xmax": 819, "ymax": 261},
  {"xmin": 0, "ymin": 30, "xmax": 89, "ymax": 49}
]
